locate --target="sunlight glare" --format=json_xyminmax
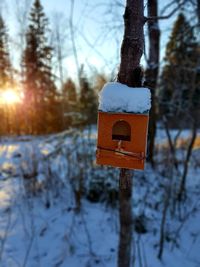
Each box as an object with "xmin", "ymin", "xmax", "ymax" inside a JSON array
[{"xmin": 1, "ymin": 89, "xmax": 22, "ymax": 105}]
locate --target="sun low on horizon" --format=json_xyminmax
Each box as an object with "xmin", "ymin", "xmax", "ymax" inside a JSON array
[{"xmin": 0, "ymin": 89, "xmax": 23, "ymax": 105}]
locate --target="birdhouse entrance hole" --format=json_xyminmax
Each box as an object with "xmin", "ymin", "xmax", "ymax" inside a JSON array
[{"xmin": 112, "ymin": 120, "xmax": 131, "ymax": 141}]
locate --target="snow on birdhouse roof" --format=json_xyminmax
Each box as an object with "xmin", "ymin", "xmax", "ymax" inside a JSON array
[{"xmin": 98, "ymin": 82, "xmax": 151, "ymax": 114}]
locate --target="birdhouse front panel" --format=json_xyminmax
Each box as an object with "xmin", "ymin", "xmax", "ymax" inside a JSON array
[{"xmin": 96, "ymin": 111, "xmax": 149, "ymax": 170}]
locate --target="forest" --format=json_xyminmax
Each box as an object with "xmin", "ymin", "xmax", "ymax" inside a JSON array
[{"xmin": 0, "ymin": 0, "xmax": 200, "ymax": 267}]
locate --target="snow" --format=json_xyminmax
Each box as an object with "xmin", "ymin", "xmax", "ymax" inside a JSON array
[
  {"xmin": 99, "ymin": 82, "xmax": 151, "ymax": 113},
  {"xmin": 0, "ymin": 128, "xmax": 200, "ymax": 267}
]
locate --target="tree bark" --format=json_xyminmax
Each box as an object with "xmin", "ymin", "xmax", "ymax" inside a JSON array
[
  {"xmin": 178, "ymin": 123, "xmax": 197, "ymax": 201},
  {"xmin": 118, "ymin": 169, "xmax": 132, "ymax": 267},
  {"xmin": 197, "ymin": 0, "xmax": 200, "ymax": 25},
  {"xmin": 118, "ymin": 0, "xmax": 144, "ymax": 87},
  {"xmin": 146, "ymin": 0, "xmax": 160, "ymax": 165},
  {"xmin": 117, "ymin": 1, "xmax": 144, "ymax": 267}
]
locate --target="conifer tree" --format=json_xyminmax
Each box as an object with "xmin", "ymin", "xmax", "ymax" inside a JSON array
[
  {"xmin": 62, "ymin": 78, "xmax": 77, "ymax": 128},
  {"xmin": 0, "ymin": 15, "xmax": 13, "ymax": 135},
  {"xmin": 62, "ymin": 78, "xmax": 77, "ymax": 103},
  {"xmin": 160, "ymin": 13, "xmax": 199, "ymax": 124},
  {"xmin": 0, "ymin": 15, "xmax": 12, "ymax": 90},
  {"xmin": 79, "ymin": 71, "xmax": 97, "ymax": 125},
  {"xmin": 23, "ymin": 0, "xmax": 58, "ymax": 134}
]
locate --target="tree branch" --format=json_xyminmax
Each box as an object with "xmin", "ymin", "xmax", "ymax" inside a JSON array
[
  {"xmin": 144, "ymin": 0, "xmax": 186, "ymax": 22},
  {"xmin": 144, "ymin": 5, "xmax": 180, "ymax": 22}
]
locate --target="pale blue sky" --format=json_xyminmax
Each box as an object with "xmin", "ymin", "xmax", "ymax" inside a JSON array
[
  {"xmin": 43, "ymin": 0, "xmax": 125, "ymax": 79},
  {"xmin": 2, "ymin": 0, "xmax": 181, "ymax": 83},
  {"xmin": 3, "ymin": 0, "xmax": 124, "ymax": 82}
]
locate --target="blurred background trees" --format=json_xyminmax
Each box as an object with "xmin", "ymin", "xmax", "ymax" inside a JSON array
[
  {"xmin": 0, "ymin": 0, "xmax": 99, "ymax": 136},
  {"xmin": 0, "ymin": 14, "xmax": 13, "ymax": 135},
  {"xmin": 22, "ymin": 0, "xmax": 60, "ymax": 134},
  {"xmin": 0, "ymin": 0, "xmax": 199, "ymax": 140},
  {"xmin": 0, "ymin": 1, "xmax": 200, "ymax": 266},
  {"xmin": 159, "ymin": 13, "xmax": 200, "ymax": 127}
]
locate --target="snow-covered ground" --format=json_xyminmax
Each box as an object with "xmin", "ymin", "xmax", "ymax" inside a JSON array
[{"xmin": 0, "ymin": 128, "xmax": 200, "ymax": 267}]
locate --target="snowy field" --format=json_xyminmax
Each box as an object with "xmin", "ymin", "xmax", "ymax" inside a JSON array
[{"xmin": 0, "ymin": 127, "xmax": 200, "ymax": 267}]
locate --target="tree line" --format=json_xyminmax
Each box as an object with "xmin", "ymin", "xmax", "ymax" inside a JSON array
[
  {"xmin": 0, "ymin": 0, "xmax": 199, "ymax": 138},
  {"xmin": 0, "ymin": 0, "xmax": 102, "ymax": 135},
  {"xmin": 159, "ymin": 13, "xmax": 200, "ymax": 127}
]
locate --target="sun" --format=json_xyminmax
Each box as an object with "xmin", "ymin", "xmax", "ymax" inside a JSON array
[{"xmin": 1, "ymin": 89, "xmax": 22, "ymax": 105}]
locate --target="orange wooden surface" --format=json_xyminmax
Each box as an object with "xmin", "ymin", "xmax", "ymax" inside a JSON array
[{"xmin": 96, "ymin": 111, "xmax": 149, "ymax": 170}]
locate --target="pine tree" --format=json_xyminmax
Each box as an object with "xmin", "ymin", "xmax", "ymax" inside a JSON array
[
  {"xmin": 62, "ymin": 78, "xmax": 77, "ymax": 103},
  {"xmin": 0, "ymin": 15, "xmax": 12, "ymax": 90},
  {"xmin": 0, "ymin": 16, "xmax": 12, "ymax": 90},
  {"xmin": 79, "ymin": 70, "xmax": 97, "ymax": 125},
  {"xmin": 0, "ymin": 15, "xmax": 13, "ymax": 135},
  {"xmin": 22, "ymin": 0, "xmax": 59, "ymax": 134},
  {"xmin": 62, "ymin": 78, "xmax": 77, "ymax": 127},
  {"xmin": 159, "ymin": 13, "xmax": 199, "ymax": 125}
]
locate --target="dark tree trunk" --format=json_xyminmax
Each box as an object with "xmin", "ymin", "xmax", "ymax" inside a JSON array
[
  {"xmin": 118, "ymin": 0, "xmax": 144, "ymax": 87},
  {"xmin": 197, "ymin": 0, "xmax": 200, "ymax": 25},
  {"xmin": 118, "ymin": 169, "xmax": 132, "ymax": 267},
  {"xmin": 146, "ymin": 0, "xmax": 160, "ymax": 165},
  {"xmin": 178, "ymin": 123, "xmax": 197, "ymax": 201},
  {"xmin": 117, "ymin": 1, "xmax": 144, "ymax": 267}
]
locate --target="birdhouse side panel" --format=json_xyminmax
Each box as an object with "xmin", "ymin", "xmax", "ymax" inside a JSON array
[{"xmin": 127, "ymin": 114, "xmax": 149, "ymax": 153}]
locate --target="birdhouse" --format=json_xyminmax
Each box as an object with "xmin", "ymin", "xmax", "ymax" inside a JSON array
[{"xmin": 96, "ymin": 82, "xmax": 151, "ymax": 170}]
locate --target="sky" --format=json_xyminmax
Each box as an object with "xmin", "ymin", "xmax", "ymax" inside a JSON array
[
  {"xmin": 1, "ymin": 0, "xmax": 181, "ymax": 84},
  {"xmin": 42, "ymin": 0, "xmax": 122, "ymax": 78}
]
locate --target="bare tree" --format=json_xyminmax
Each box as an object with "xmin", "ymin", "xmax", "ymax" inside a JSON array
[
  {"xmin": 69, "ymin": 0, "xmax": 81, "ymax": 85},
  {"xmin": 14, "ymin": 0, "xmax": 32, "ymax": 53},
  {"xmin": 178, "ymin": 121, "xmax": 197, "ymax": 200},
  {"xmin": 117, "ymin": 1, "xmax": 145, "ymax": 267},
  {"xmin": 198, "ymin": 0, "xmax": 200, "ymax": 23},
  {"xmin": 51, "ymin": 12, "xmax": 68, "ymax": 87},
  {"xmin": 146, "ymin": 0, "xmax": 160, "ymax": 166},
  {"xmin": 51, "ymin": 12, "xmax": 69, "ymax": 129}
]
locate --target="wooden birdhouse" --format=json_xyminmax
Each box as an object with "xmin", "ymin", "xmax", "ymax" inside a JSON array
[{"xmin": 96, "ymin": 82, "xmax": 151, "ymax": 170}]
